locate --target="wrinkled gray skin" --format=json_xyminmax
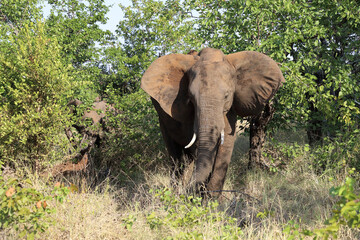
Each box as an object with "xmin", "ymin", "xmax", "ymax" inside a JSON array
[{"xmin": 141, "ymin": 48, "xmax": 285, "ymax": 196}]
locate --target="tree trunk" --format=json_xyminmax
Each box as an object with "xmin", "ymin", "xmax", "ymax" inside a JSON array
[
  {"xmin": 306, "ymin": 103, "xmax": 323, "ymax": 147},
  {"xmin": 248, "ymin": 102, "xmax": 275, "ymax": 170},
  {"xmin": 306, "ymin": 69, "xmax": 325, "ymax": 147}
]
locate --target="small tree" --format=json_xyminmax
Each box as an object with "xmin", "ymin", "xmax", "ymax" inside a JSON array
[
  {"xmin": 0, "ymin": 0, "xmax": 40, "ymax": 35},
  {"xmin": 46, "ymin": 0, "xmax": 111, "ymax": 67},
  {"xmin": 112, "ymin": 0, "xmax": 201, "ymax": 94},
  {"xmin": 0, "ymin": 20, "xmax": 72, "ymax": 168},
  {"xmin": 184, "ymin": 0, "xmax": 360, "ymax": 167},
  {"xmin": 186, "ymin": 0, "xmax": 360, "ymax": 140}
]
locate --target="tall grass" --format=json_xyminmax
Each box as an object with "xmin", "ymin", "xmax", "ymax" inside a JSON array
[{"xmin": 2, "ymin": 130, "xmax": 360, "ymax": 239}]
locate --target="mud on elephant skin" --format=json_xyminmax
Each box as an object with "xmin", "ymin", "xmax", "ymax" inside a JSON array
[{"xmin": 141, "ymin": 48, "xmax": 285, "ymax": 197}]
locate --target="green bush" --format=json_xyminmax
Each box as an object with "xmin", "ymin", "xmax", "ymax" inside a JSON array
[
  {"xmin": 263, "ymin": 139, "xmax": 310, "ymax": 172},
  {"xmin": 284, "ymin": 171, "xmax": 360, "ymax": 240},
  {"xmin": 265, "ymin": 130, "xmax": 360, "ymax": 174},
  {"xmin": 310, "ymin": 131, "xmax": 360, "ymax": 172},
  {"xmin": 144, "ymin": 188, "xmax": 243, "ymax": 239},
  {"xmin": 96, "ymin": 90, "xmax": 164, "ymax": 172},
  {"xmin": 0, "ymin": 20, "xmax": 73, "ymax": 167},
  {"xmin": 317, "ymin": 174, "xmax": 360, "ymax": 238},
  {"xmin": 0, "ymin": 174, "xmax": 69, "ymax": 239}
]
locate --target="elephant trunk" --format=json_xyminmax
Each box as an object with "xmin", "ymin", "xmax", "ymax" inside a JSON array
[
  {"xmin": 193, "ymin": 129, "xmax": 218, "ymax": 185},
  {"xmin": 192, "ymin": 104, "xmax": 225, "ymax": 187}
]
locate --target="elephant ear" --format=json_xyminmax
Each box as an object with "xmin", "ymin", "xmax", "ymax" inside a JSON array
[
  {"xmin": 226, "ymin": 51, "xmax": 285, "ymax": 117},
  {"xmin": 141, "ymin": 54, "xmax": 199, "ymax": 122}
]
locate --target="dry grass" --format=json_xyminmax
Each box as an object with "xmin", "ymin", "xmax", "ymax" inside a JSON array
[
  {"xmin": 44, "ymin": 192, "xmax": 125, "ymax": 240},
  {"xmin": 238, "ymin": 170, "xmax": 333, "ymax": 239},
  {"xmin": 36, "ymin": 165, "xmax": 344, "ymax": 240},
  {"xmin": 3, "ymin": 131, "xmax": 360, "ymax": 239}
]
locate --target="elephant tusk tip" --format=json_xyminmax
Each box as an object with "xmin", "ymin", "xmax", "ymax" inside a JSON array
[
  {"xmin": 220, "ymin": 130, "xmax": 224, "ymax": 145},
  {"xmin": 185, "ymin": 133, "xmax": 196, "ymax": 149}
]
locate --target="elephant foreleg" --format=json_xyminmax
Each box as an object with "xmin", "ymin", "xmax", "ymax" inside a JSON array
[
  {"xmin": 158, "ymin": 120, "xmax": 183, "ymax": 175},
  {"xmin": 207, "ymin": 110, "xmax": 237, "ymax": 197}
]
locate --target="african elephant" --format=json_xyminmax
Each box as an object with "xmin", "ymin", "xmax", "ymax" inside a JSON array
[
  {"xmin": 42, "ymin": 98, "xmax": 117, "ymax": 178},
  {"xmin": 141, "ymin": 48, "xmax": 285, "ymax": 196},
  {"xmin": 66, "ymin": 98, "xmax": 117, "ymax": 158}
]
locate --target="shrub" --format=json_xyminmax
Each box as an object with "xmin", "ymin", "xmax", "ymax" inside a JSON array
[
  {"xmin": 317, "ymin": 174, "xmax": 360, "ymax": 238},
  {"xmin": 310, "ymin": 131, "xmax": 360, "ymax": 173},
  {"xmin": 142, "ymin": 188, "xmax": 243, "ymax": 239},
  {"xmin": 97, "ymin": 90, "xmax": 164, "ymax": 172},
  {"xmin": 284, "ymin": 171, "xmax": 360, "ymax": 239},
  {"xmin": 0, "ymin": 20, "xmax": 73, "ymax": 167},
  {"xmin": 0, "ymin": 173, "xmax": 69, "ymax": 239},
  {"xmin": 265, "ymin": 129, "xmax": 360, "ymax": 174}
]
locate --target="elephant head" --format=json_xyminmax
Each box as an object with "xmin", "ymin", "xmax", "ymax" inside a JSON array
[
  {"xmin": 141, "ymin": 48, "xmax": 285, "ymax": 193},
  {"xmin": 66, "ymin": 98, "xmax": 117, "ymax": 156}
]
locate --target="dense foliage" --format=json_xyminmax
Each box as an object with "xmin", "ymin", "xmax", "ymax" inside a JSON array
[
  {"xmin": 185, "ymin": 0, "xmax": 360, "ymax": 143},
  {"xmin": 0, "ymin": 175, "xmax": 69, "ymax": 239},
  {"xmin": 0, "ymin": 21, "xmax": 72, "ymax": 166}
]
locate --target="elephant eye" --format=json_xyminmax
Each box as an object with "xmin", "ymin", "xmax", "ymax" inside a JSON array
[{"xmin": 224, "ymin": 92, "xmax": 229, "ymax": 100}]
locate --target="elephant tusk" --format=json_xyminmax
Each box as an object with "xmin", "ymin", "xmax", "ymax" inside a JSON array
[
  {"xmin": 185, "ymin": 133, "xmax": 197, "ymax": 149},
  {"xmin": 220, "ymin": 130, "xmax": 224, "ymax": 145}
]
